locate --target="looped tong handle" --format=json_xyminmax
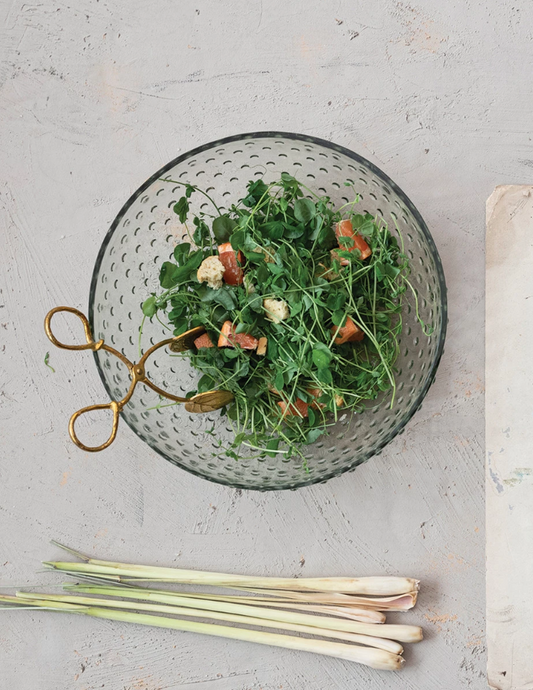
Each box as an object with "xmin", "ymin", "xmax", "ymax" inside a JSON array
[
  {"xmin": 69, "ymin": 402, "xmax": 121, "ymax": 452},
  {"xmin": 44, "ymin": 306, "xmax": 234, "ymax": 452},
  {"xmin": 45, "ymin": 306, "xmax": 104, "ymax": 352}
]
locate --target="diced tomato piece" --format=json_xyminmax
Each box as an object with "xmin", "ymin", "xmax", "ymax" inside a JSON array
[
  {"xmin": 218, "ymin": 320, "xmax": 233, "ymax": 347},
  {"xmin": 331, "ymin": 316, "xmax": 365, "ymax": 345},
  {"xmin": 233, "ymin": 332, "xmax": 259, "ymax": 349},
  {"xmin": 277, "ymin": 398, "xmax": 309, "ymax": 418},
  {"xmin": 335, "ymin": 220, "xmax": 372, "ymax": 260},
  {"xmin": 218, "ymin": 243, "xmax": 244, "ymax": 285},
  {"xmin": 218, "ymin": 321, "xmax": 258, "ymax": 350},
  {"xmin": 194, "ymin": 333, "xmax": 214, "ymax": 349}
]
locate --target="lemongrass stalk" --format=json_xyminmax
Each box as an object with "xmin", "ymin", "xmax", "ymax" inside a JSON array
[
  {"xmin": 64, "ymin": 585, "xmax": 422, "ymax": 643},
  {"xmin": 44, "ymin": 560, "xmax": 418, "ymax": 596},
  {"xmin": 0, "ymin": 594, "xmax": 85, "ymax": 611},
  {"xmin": 94, "ymin": 607, "xmax": 405, "ymax": 670},
  {"xmin": 16, "ymin": 591, "xmax": 402, "ymax": 655},
  {"xmin": 58, "ymin": 573, "xmax": 417, "ymax": 610},
  {"xmin": 4, "ymin": 595, "xmax": 405, "ymax": 670},
  {"xmin": 121, "ymin": 591, "xmax": 385, "ymax": 624},
  {"xmin": 32, "ymin": 599, "xmax": 405, "ymax": 670},
  {"xmin": 232, "ymin": 588, "xmax": 418, "ymax": 610}
]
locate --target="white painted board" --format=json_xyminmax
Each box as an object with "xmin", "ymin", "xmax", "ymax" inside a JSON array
[{"xmin": 486, "ymin": 185, "xmax": 533, "ymax": 689}]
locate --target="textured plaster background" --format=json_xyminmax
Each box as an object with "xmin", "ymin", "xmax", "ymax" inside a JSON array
[{"xmin": 1, "ymin": 0, "xmax": 531, "ymax": 688}]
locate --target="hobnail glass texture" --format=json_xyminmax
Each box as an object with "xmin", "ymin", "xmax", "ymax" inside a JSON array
[{"xmin": 89, "ymin": 132, "xmax": 447, "ymax": 490}]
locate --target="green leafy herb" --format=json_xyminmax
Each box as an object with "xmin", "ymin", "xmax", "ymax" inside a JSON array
[
  {"xmin": 213, "ymin": 215, "xmax": 236, "ymax": 243},
  {"xmin": 173, "ymin": 197, "xmax": 190, "ymax": 223},
  {"xmin": 44, "ymin": 352, "xmax": 55, "ymax": 373},
  {"xmin": 149, "ymin": 174, "xmax": 424, "ymax": 464}
]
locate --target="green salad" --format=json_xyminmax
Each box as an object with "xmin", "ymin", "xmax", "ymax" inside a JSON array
[{"xmin": 142, "ymin": 174, "xmax": 424, "ymax": 462}]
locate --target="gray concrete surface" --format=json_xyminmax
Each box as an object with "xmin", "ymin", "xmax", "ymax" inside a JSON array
[{"xmin": 1, "ymin": 0, "xmax": 530, "ymax": 687}]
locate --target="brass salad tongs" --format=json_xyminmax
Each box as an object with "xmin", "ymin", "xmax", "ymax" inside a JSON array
[{"xmin": 44, "ymin": 307, "xmax": 234, "ymax": 452}]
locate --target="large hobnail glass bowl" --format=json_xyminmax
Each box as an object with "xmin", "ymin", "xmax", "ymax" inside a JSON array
[{"xmin": 89, "ymin": 132, "xmax": 447, "ymax": 490}]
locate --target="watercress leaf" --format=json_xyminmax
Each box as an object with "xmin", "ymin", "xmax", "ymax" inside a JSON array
[
  {"xmin": 263, "ymin": 220, "xmax": 284, "ymax": 240},
  {"xmin": 306, "ymin": 427, "xmax": 324, "ymax": 444},
  {"xmin": 242, "ymin": 179, "xmax": 268, "ymax": 207},
  {"xmin": 332, "ymin": 310, "xmax": 347, "ymax": 327},
  {"xmin": 230, "ymin": 229, "xmax": 245, "ymax": 251},
  {"xmin": 173, "ymin": 197, "xmax": 190, "ymax": 223},
  {"xmin": 294, "ymin": 198, "xmax": 316, "ymax": 223},
  {"xmin": 274, "ymin": 371, "xmax": 285, "ymax": 391},
  {"xmin": 312, "ymin": 342, "xmax": 332, "ymax": 366},
  {"xmin": 235, "ymin": 322, "xmax": 251, "ymax": 334},
  {"xmin": 235, "ymin": 359, "xmax": 249, "ymax": 379},
  {"xmin": 313, "ymin": 341, "xmax": 332, "ymax": 356},
  {"xmin": 374, "ymin": 261, "xmax": 384, "ymax": 280},
  {"xmin": 383, "ymin": 263, "xmax": 401, "ymax": 279},
  {"xmin": 360, "ymin": 220, "xmax": 374, "ymax": 236},
  {"xmin": 284, "ymin": 224, "xmax": 305, "ymax": 239},
  {"xmin": 312, "ymin": 349, "xmax": 330, "ymax": 369},
  {"xmin": 159, "ymin": 262, "xmax": 180, "ymax": 289},
  {"xmin": 193, "ymin": 219, "xmax": 210, "ymax": 246},
  {"xmin": 267, "ymin": 339, "xmax": 278, "ymax": 361},
  {"xmin": 213, "ymin": 215, "xmax": 236, "ymax": 243},
  {"xmin": 198, "ymin": 285, "xmax": 237, "ymax": 311},
  {"xmin": 268, "ymin": 263, "xmax": 284, "ymax": 275},
  {"xmin": 338, "ymin": 235, "xmax": 355, "ymax": 248},
  {"xmin": 316, "ymin": 367, "xmax": 333, "ymax": 385},
  {"xmin": 307, "ymin": 406, "xmax": 316, "ymax": 426},
  {"xmin": 308, "ymin": 214, "xmax": 324, "ymax": 241},
  {"xmin": 198, "ymin": 374, "xmax": 215, "ymax": 393},
  {"xmin": 318, "ymin": 224, "xmax": 336, "ymax": 249},
  {"xmin": 290, "ymin": 301, "xmax": 303, "ymax": 317},
  {"xmin": 185, "ymin": 184, "xmax": 195, "ymax": 199},
  {"xmin": 142, "ymin": 296, "xmax": 157, "ymax": 318},
  {"xmin": 173, "ymin": 242, "xmax": 191, "ymax": 266},
  {"xmin": 352, "ymin": 214, "xmax": 364, "ymax": 229},
  {"xmin": 247, "ymin": 293, "xmax": 263, "ymax": 313},
  {"xmin": 256, "ymin": 262, "xmax": 270, "ymax": 283},
  {"xmin": 265, "ymin": 438, "xmax": 280, "ymax": 457},
  {"xmin": 326, "ymin": 292, "xmax": 346, "ymax": 311},
  {"xmin": 168, "ymin": 306, "xmax": 185, "ymax": 320},
  {"xmin": 279, "ymin": 197, "xmax": 288, "ymax": 212},
  {"xmin": 241, "ymin": 248, "xmax": 266, "ymax": 264}
]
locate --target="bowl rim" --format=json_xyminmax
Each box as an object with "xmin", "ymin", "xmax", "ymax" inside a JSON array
[{"xmin": 89, "ymin": 131, "xmax": 448, "ymax": 491}]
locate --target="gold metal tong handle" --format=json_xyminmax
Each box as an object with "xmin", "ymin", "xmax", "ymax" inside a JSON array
[
  {"xmin": 45, "ymin": 306, "xmax": 104, "ymax": 352},
  {"xmin": 69, "ymin": 402, "xmax": 121, "ymax": 453},
  {"xmin": 44, "ymin": 307, "xmax": 234, "ymax": 452}
]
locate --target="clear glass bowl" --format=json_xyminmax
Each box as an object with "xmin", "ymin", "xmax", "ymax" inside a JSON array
[{"xmin": 89, "ymin": 132, "xmax": 447, "ymax": 490}]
